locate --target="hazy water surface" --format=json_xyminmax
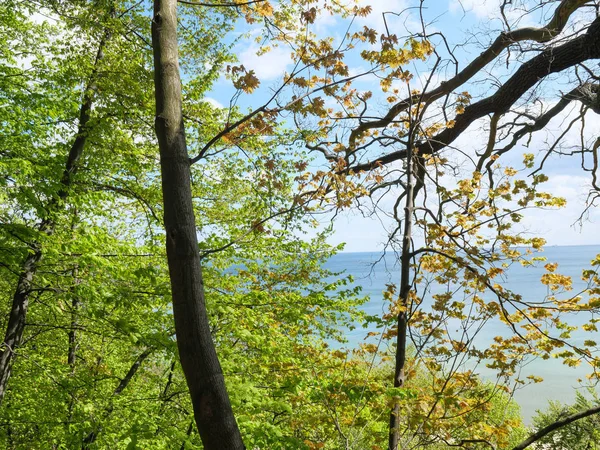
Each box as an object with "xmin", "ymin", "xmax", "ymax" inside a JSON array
[{"xmin": 324, "ymin": 245, "xmax": 600, "ymax": 423}]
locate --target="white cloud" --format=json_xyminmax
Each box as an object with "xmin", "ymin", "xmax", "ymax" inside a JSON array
[
  {"xmin": 448, "ymin": 0, "xmax": 498, "ymax": 20},
  {"xmin": 202, "ymin": 97, "xmax": 224, "ymax": 109},
  {"xmin": 29, "ymin": 10, "xmax": 58, "ymax": 25},
  {"xmin": 518, "ymin": 173, "xmax": 600, "ymax": 246},
  {"xmin": 238, "ymin": 44, "xmax": 291, "ymax": 81},
  {"xmin": 411, "ymin": 69, "xmax": 444, "ymax": 94},
  {"xmin": 313, "ymin": 2, "xmax": 339, "ymax": 34},
  {"xmin": 356, "ymin": 0, "xmax": 414, "ymax": 32}
]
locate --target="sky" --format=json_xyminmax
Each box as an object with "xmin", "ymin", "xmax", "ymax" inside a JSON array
[{"xmin": 207, "ymin": 0, "xmax": 600, "ymax": 253}]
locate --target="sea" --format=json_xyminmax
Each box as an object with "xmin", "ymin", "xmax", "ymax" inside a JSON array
[{"xmin": 324, "ymin": 245, "xmax": 600, "ymax": 424}]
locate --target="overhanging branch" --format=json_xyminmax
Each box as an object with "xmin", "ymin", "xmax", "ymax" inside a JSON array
[
  {"xmin": 512, "ymin": 403, "xmax": 600, "ymax": 450},
  {"xmin": 349, "ymin": 15, "xmax": 600, "ymax": 173},
  {"xmin": 347, "ymin": 0, "xmax": 594, "ymax": 151}
]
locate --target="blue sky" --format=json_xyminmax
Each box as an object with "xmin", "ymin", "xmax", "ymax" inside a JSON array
[{"xmin": 206, "ymin": 0, "xmax": 600, "ymax": 252}]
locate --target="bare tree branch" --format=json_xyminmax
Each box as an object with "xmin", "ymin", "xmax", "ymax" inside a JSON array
[
  {"xmin": 347, "ymin": 0, "xmax": 594, "ymax": 152},
  {"xmin": 350, "ymin": 15, "xmax": 600, "ymax": 173},
  {"xmin": 177, "ymin": 0, "xmax": 265, "ymax": 7},
  {"xmin": 512, "ymin": 403, "xmax": 600, "ymax": 450}
]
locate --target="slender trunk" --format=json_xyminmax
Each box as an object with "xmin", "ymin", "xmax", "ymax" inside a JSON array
[
  {"xmin": 160, "ymin": 360, "xmax": 176, "ymax": 402},
  {"xmin": 6, "ymin": 401, "xmax": 12, "ymax": 448},
  {"xmin": 113, "ymin": 349, "xmax": 152, "ymax": 396},
  {"xmin": 65, "ymin": 260, "xmax": 81, "ymax": 427},
  {"xmin": 66, "ymin": 291, "xmax": 79, "ymax": 423},
  {"xmin": 388, "ymin": 151, "xmax": 415, "ymax": 450},
  {"xmin": 82, "ymin": 349, "xmax": 152, "ymax": 448},
  {"xmin": 0, "ymin": 249, "xmax": 42, "ymax": 403},
  {"xmin": 180, "ymin": 420, "xmax": 195, "ymax": 450},
  {"xmin": 151, "ymin": 2, "xmax": 244, "ymax": 448},
  {"xmin": 68, "ymin": 267, "xmax": 80, "ymax": 370},
  {"xmin": 0, "ymin": 29, "xmax": 110, "ymax": 406},
  {"xmin": 155, "ymin": 360, "xmax": 176, "ymax": 437}
]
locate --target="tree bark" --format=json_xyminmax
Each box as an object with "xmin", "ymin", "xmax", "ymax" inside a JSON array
[
  {"xmin": 0, "ymin": 249, "xmax": 42, "ymax": 403},
  {"xmin": 151, "ymin": 1, "xmax": 244, "ymax": 449},
  {"xmin": 68, "ymin": 266, "xmax": 81, "ymax": 370}
]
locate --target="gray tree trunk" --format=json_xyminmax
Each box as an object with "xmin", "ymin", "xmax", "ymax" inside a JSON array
[
  {"xmin": 0, "ymin": 27, "xmax": 110, "ymax": 405},
  {"xmin": 151, "ymin": 1, "xmax": 244, "ymax": 448},
  {"xmin": 388, "ymin": 150, "xmax": 414, "ymax": 450}
]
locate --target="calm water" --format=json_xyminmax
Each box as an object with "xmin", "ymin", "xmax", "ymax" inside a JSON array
[{"xmin": 324, "ymin": 245, "xmax": 600, "ymax": 423}]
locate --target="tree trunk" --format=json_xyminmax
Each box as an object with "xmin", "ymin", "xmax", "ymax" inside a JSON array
[
  {"xmin": 151, "ymin": 1, "xmax": 244, "ymax": 449},
  {"xmin": 388, "ymin": 151, "xmax": 415, "ymax": 450},
  {"xmin": 66, "ymin": 288, "xmax": 79, "ymax": 424},
  {"xmin": 0, "ymin": 27, "xmax": 110, "ymax": 406},
  {"xmin": 82, "ymin": 349, "xmax": 152, "ymax": 448},
  {"xmin": 68, "ymin": 266, "xmax": 80, "ymax": 370},
  {"xmin": 0, "ymin": 249, "xmax": 42, "ymax": 403}
]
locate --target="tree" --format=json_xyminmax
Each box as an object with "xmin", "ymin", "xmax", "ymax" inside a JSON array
[
  {"xmin": 2, "ymin": 1, "xmax": 374, "ymax": 448},
  {"xmin": 152, "ymin": 1, "xmax": 245, "ymax": 447},
  {"xmin": 292, "ymin": 0, "xmax": 600, "ymax": 448},
  {"xmin": 0, "ymin": 2, "xmax": 115, "ymax": 403},
  {"xmin": 524, "ymin": 390, "xmax": 600, "ymax": 450},
  {"xmin": 149, "ymin": 0, "xmax": 376, "ymax": 447},
  {"xmin": 4, "ymin": 0, "xmax": 600, "ymax": 449}
]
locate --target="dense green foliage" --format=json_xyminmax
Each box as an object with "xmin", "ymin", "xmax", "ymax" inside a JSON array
[
  {"xmin": 0, "ymin": 2, "xmax": 367, "ymax": 448},
  {"xmin": 532, "ymin": 390, "xmax": 600, "ymax": 450},
  {"xmin": 3, "ymin": 0, "xmax": 600, "ymax": 449}
]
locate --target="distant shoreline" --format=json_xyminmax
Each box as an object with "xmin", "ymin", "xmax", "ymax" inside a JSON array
[
  {"xmin": 338, "ymin": 243, "xmax": 600, "ymax": 255},
  {"xmin": 327, "ymin": 246, "xmax": 600, "ymax": 423}
]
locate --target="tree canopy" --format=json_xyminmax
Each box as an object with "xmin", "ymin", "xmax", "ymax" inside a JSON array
[{"xmin": 1, "ymin": 0, "xmax": 600, "ymax": 449}]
